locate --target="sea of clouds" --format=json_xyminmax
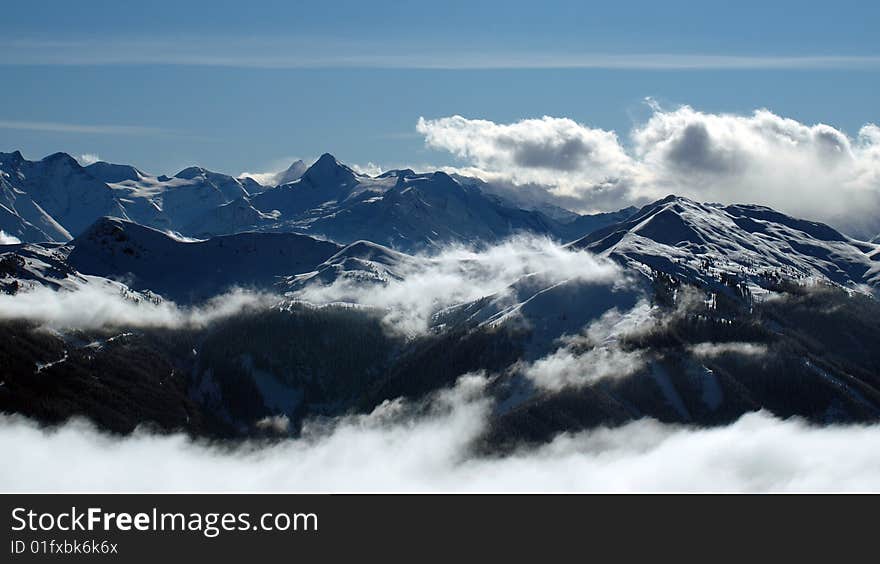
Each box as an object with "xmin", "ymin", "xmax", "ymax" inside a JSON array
[{"xmin": 3, "ymin": 375, "xmax": 880, "ymax": 492}]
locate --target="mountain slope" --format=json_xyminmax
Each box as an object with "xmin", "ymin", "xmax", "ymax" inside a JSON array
[
  {"xmin": 4, "ymin": 193, "xmax": 880, "ymax": 440},
  {"xmin": 253, "ymin": 156, "xmax": 566, "ymax": 251},
  {"xmin": 284, "ymin": 239, "xmax": 424, "ymax": 293},
  {"xmin": 556, "ymin": 206, "xmax": 638, "ymax": 241},
  {"xmin": 87, "ymin": 160, "xmax": 263, "ymax": 232},
  {"xmin": 251, "ymin": 153, "xmax": 371, "ymax": 218},
  {"xmin": 67, "ymin": 217, "xmax": 342, "ymax": 302},
  {"xmin": 0, "ymin": 151, "xmax": 126, "ymax": 240},
  {"xmin": 569, "ymin": 195, "xmax": 879, "ymax": 293},
  {"xmin": 183, "ymin": 196, "xmax": 280, "ymax": 237},
  {"xmin": 1, "ymin": 151, "xmax": 268, "ymax": 242},
  {"xmin": 2, "ymin": 150, "xmax": 641, "ymax": 247}
]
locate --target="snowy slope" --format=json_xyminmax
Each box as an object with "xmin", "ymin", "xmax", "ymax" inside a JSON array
[
  {"xmin": 183, "ymin": 197, "xmax": 280, "ymax": 237},
  {"xmin": 284, "ymin": 239, "xmax": 423, "ymax": 290},
  {"xmin": 0, "ymin": 151, "xmax": 126, "ymax": 241},
  {"xmin": 569, "ymin": 195, "xmax": 880, "ymax": 293},
  {"xmin": 275, "ymin": 160, "xmax": 308, "ymax": 185},
  {"xmin": 87, "ymin": 160, "xmax": 263, "ymax": 232},
  {"xmin": 241, "ymin": 159, "xmax": 308, "ymax": 188},
  {"xmin": 0, "ymin": 240, "xmax": 146, "ymax": 300},
  {"xmin": 435, "ymin": 274, "xmax": 642, "ymax": 357},
  {"xmin": 0, "ymin": 185, "xmax": 68, "ymax": 243},
  {"xmin": 0, "ymin": 151, "xmax": 275, "ymax": 242},
  {"xmin": 283, "ymin": 232, "xmax": 641, "ymax": 356},
  {"xmin": 557, "ymin": 206, "xmax": 638, "ymax": 241}
]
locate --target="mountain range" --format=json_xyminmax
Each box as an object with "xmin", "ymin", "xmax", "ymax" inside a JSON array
[
  {"xmin": 0, "ymin": 150, "xmax": 633, "ymax": 251},
  {"xmin": 2, "ymin": 148, "xmax": 880, "ymax": 446}
]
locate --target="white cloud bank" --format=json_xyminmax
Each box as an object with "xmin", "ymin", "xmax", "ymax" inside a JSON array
[
  {"xmin": 0, "ymin": 284, "xmax": 275, "ymax": 330},
  {"xmin": 293, "ymin": 236, "xmax": 625, "ymax": 334},
  {"xmin": 689, "ymin": 341, "xmax": 769, "ymax": 358},
  {"xmin": 418, "ymin": 104, "xmax": 880, "ymax": 238},
  {"xmin": 3, "ymin": 375, "xmax": 880, "ymax": 492},
  {"xmin": 522, "ymin": 303, "xmax": 654, "ymax": 391},
  {"xmin": 0, "ymin": 230, "xmax": 22, "ymax": 244}
]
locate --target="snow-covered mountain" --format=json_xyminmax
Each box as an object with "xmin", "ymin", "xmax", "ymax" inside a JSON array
[
  {"xmin": 284, "ymin": 239, "xmax": 421, "ymax": 289},
  {"xmin": 85, "ymin": 160, "xmax": 264, "ymax": 232},
  {"xmin": 1, "ymin": 241, "xmax": 93, "ymax": 294},
  {"xmin": 240, "ymin": 159, "xmax": 308, "ymax": 187},
  {"xmin": 5, "ymin": 194, "xmax": 880, "ymax": 438},
  {"xmin": 556, "ymin": 206, "xmax": 639, "ymax": 241},
  {"xmin": 5, "ymin": 150, "xmax": 876, "ymax": 312},
  {"xmin": 569, "ymin": 195, "xmax": 880, "ymax": 293},
  {"xmin": 0, "ymin": 151, "xmax": 125, "ymax": 242},
  {"xmin": 284, "ymin": 195, "xmax": 880, "ymax": 343},
  {"xmin": 0, "ymin": 150, "xmax": 271, "ymax": 242},
  {"xmin": 1, "ymin": 150, "xmax": 635, "ymax": 248},
  {"xmin": 6, "ymin": 191, "xmax": 877, "ymax": 309},
  {"xmin": 1, "ymin": 217, "xmax": 343, "ymax": 303},
  {"xmin": 251, "ymin": 154, "xmax": 576, "ymax": 251},
  {"xmin": 183, "ymin": 196, "xmax": 280, "ymax": 237}
]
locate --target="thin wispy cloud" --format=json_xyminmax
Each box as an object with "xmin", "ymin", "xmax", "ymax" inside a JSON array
[
  {"xmin": 3, "ymin": 37, "xmax": 880, "ymax": 70},
  {"xmin": 77, "ymin": 152, "xmax": 101, "ymax": 165},
  {"xmin": 0, "ymin": 119, "xmax": 164, "ymax": 136}
]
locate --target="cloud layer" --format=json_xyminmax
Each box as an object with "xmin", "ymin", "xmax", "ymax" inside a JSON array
[
  {"xmin": 0, "ymin": 284, "xmax": 275, "ymax": 330},
  {"xmin": 293, "ymin": 236, "xmax": 624, "ymax": 334},
  {"xmin": 3, "ymin": 375, "xmax": 880, "ymax": 492},
  {"xmin": 0, "ymin": 230, "xmax": 22, "ymax": 245},
  {"xmin": 5, "ymin": 36, "xmax": 880, "ymax": 70},
  {"xmin": 0, "ymin": 119, "xmax": 163, "ymax": 136},
  {"xmin": 418, "ymin": 105, "xmax": 880, "ymax": 238}
]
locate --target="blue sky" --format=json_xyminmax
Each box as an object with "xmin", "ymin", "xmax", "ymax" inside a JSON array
[{"xmin": 2, "ymin": 0, "xmax": 879, "ymax": 176}]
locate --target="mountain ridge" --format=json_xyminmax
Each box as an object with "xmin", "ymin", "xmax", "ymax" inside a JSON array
[
  {"xmin": 570, "ymin": 195, "xmax": 879, "ymax": 292},
  {"xmin": 1, "ymin": 150, "xmax": 638, "ymax": 249}
]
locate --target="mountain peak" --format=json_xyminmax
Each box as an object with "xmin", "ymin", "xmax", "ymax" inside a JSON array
[
  {"xmin": 174, "ymin": 166, "xmax": 208, "ymax": 180},
  {"xmin": 431, "ymin": 171, "xmax": 458, "ymax": 183},
  {"xmin": 300, "ymin": 153, "xmax": 357, "ymax": 186},
  {"xmin": 85, "ymin": 161, "xmax": 145, "ymax": 183},
  {"xmin": 653, "ymin": 194, "xmax": 699, "ymax": 207},
  {"xmin": 276, "ymin": 159, "xmax": 308, "ymax": 185},
  {"xmin": 42, "ymin": 152, "xmax": 80, "ymax": 167},
  {"xmin": 0, "ymin": 150, "xmax": 25, "ymax": 168},
  {"xmin": 378, "ymin": 168, "xmax": 416, "ymax": 179}
]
